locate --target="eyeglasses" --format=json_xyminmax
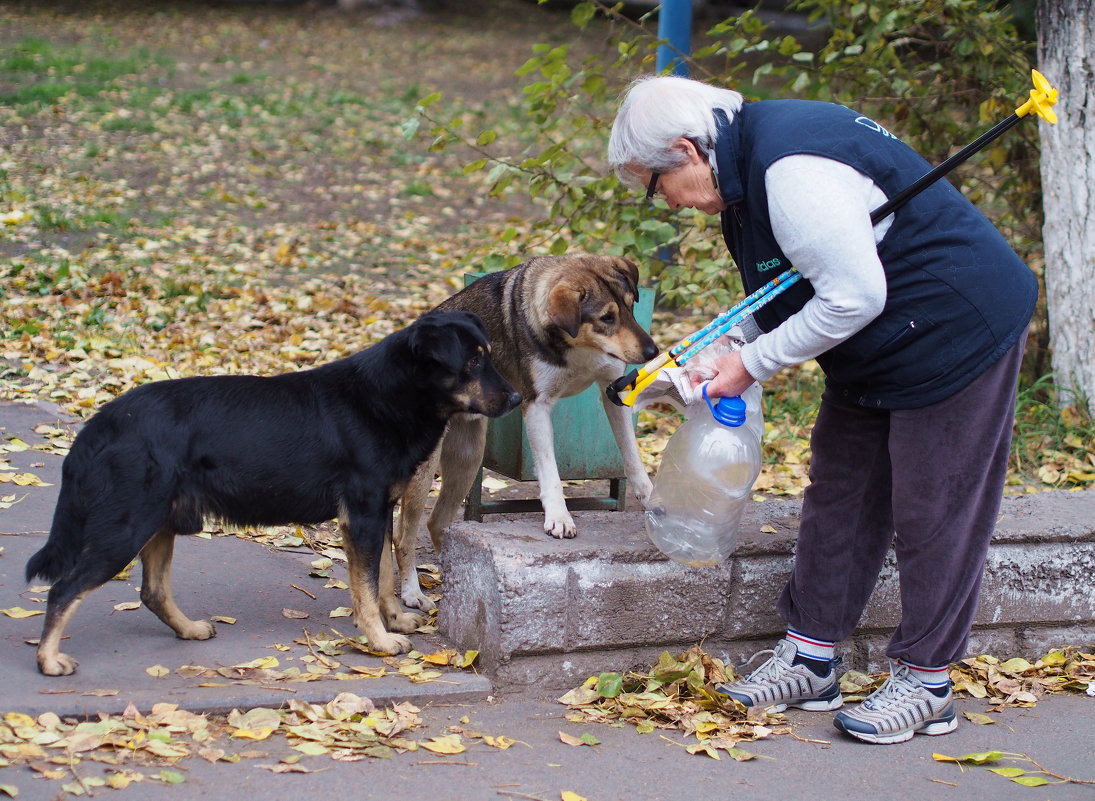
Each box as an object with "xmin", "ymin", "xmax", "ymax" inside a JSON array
[{"xmin": 645, "ymin": 171, "xmax": 660, "ymax": 200}]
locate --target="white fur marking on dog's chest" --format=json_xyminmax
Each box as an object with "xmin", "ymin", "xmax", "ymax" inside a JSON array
[{"xmin": 534, "ymin": 349, "xmax": 622, "ymax": 399}]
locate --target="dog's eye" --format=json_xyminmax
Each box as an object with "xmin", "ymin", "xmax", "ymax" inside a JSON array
[
  {"xmin": 600, "ymin": 312, "xmax": 616, "ymax": 325},
  {"xmin": 466, "ymin": 355, "xmax": 481, "ymax": 370}
]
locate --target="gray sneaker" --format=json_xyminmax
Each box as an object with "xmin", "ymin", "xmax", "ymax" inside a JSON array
[
  {"xmin": 716, "ymin": 638, "xmax": 843, "ymax": 712},
  {"xmin": 834, "ymin": 662, "xmax": 958, "ymax": 744}
]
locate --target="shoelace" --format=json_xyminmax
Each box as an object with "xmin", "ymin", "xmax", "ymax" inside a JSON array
[
  {"xmin": 863, "ymin": 664, "xmax": 918, "ymax": 710},
  {"xmin": 739, "ymin": 648, "xmax": 783, "ymax": 681}
]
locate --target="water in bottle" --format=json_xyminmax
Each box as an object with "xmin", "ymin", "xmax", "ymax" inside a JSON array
[{"xmin": 645, "ymin": 386, "xmax": 762, "ymax": 567}]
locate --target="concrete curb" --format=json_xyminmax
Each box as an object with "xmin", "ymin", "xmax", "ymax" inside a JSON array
[{"xmin": 438, "ymin": 490, "xmax": 1095, "ymax": 690}]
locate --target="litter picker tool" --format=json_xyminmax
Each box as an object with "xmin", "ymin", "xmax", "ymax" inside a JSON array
[{"xmin": 607, "ymin": 69, "xmax": 1058, "ymax": 408}]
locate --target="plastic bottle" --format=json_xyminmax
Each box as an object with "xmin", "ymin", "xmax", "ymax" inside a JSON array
[{"xmin": 645, "ymin": 386, "xmax": 762, "ymax": 568}]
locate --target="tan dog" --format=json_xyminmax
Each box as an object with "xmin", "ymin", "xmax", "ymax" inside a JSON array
[{"xmin": 394, "ymin": 254, "xmax": 658, "ymax": 611}]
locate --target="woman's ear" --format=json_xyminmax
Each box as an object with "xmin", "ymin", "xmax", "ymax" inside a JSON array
[{"xmin": 675, "ymin": 137, "xmax": 706, "ymax": 163}]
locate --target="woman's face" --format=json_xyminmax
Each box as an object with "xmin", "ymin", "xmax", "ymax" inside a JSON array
[{"xmin": 643, "ymin": 138, "xmax": 725, "ymax": 215}]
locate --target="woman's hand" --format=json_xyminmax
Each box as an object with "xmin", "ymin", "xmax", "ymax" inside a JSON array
[{"xmin": 694, "ymin": 349, "xmax": 756, "ymax": 399}]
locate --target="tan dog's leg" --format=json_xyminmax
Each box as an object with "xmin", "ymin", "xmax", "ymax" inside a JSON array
[
  {"xmin": 601, "ymin": 391, "xmax": 654, "ymax": 505},
  {"xmin": 341, "ymin": 519, "xmax": 411, "ymax": 655},
  {"xmin": 522, "ymin": 398, "xmax": 575, "ymax": 537},
  {"xmin": 395, "ymin": 447, "xmax": 441, "ymax": 611},
  {"xmin": 426, "ymin": 414, "xmax": 489, "ymax": 549},
  {"xmin": 140, "ymin": 527, "xmax": 217, "ymax": 641},
  {"xmin": 380, "ymin": 523, "xmax": 424, "ymax": 634}
]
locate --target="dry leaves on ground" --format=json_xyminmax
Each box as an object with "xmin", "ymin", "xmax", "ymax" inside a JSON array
[{"xmin": 559, "ymin": 644, "xmax": 1095, "ymax": 758}]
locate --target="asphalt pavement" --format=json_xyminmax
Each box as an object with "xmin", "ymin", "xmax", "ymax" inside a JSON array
[{"xmin": 2, "ymin": 398, "xmax": 1093, "ymax": 801}]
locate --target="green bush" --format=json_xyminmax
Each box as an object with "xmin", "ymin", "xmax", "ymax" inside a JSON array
[{"xmin": 410, "ymin": 0, "xmax": 1041, "ymax": 321}]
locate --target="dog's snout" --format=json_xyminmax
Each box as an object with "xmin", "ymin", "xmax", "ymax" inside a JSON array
[
  {"xmin": 505, "ymin": 391, "xmax": 522, "ymax": 411},
  {"xmin": 641, "ymin": 340, "xmax": 659, "ymax": 363}
]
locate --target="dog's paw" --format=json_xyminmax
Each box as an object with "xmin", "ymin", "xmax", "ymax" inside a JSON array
[
  {"xmin": 544, "ymin": 514, "xmax": 577, "ymax": 539},
  {"xmin": 38, "ymin": 652, "xmax": 79, "ymax": 677},
  {"xmin": 177, "ymin": 619, "xmax": 217, "ymax": 640},
  {"xmin": 388, "ymin": 610, "xmax": 425, "ymax": 634},
  {"xmin": 633, "ymin": 475, "xmax": 654, "ymax": 506},
  {"xmin": 369, "ymin": 631, "xmax": 413, "ymax": 655},
  {"xmin": 400, "ymin": 585, "xmax": 437, "ymax": 613}
]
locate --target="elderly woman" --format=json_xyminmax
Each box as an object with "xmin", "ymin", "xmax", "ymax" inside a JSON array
[{"xmin": 608, "ymin": 75, "xmax": 1036, "ymax": 744}]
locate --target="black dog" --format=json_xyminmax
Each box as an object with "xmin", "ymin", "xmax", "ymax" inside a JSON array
[{"xmin": 26, "ymin": 310, "xmax": 520, "ymax": 676}]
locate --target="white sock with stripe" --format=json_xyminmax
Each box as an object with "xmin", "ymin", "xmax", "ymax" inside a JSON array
[
  {"xmin": 786, "ymin": 629, "xmax": 836, "ymax": 662},
  {"xmin": 899, "ymin": 659, "xmax": 951, "ymax": 694}
]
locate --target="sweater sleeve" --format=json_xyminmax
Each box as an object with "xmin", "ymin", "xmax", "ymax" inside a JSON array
[{"xmin": 738, "ymin": 154, "xmax": 891, "ymax": 382}]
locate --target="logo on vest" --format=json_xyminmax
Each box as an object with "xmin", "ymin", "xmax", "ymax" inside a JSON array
[
  {"xmin": 756, "ymin": 257, "xmax": 783, "ymax": 273},
  {"xmin": 855, "ymin": 115, "xmax": 898, "ymax": 140}
]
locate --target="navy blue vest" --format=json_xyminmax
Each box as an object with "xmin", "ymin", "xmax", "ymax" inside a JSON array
[{"xmin": 714, "ymin": 100, "xmax": 1037, "ymax": 409}]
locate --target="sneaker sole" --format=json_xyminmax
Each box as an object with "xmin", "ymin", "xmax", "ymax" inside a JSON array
[
  {"xmin": 720, "ymin": 691, "xmax": 843, "ymax": 713},
  {"xmin": 834, "ymin": 715, "xmax": 958, "ymax": 744},
  {"xmin": 777, "ymin": 696, "xmax": 844, "ymax": 713}
]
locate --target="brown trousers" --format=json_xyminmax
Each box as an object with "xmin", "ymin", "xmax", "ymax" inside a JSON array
[{"xmin": 777, "ymin": 336, "xmax": 1026, "ymax": 667}]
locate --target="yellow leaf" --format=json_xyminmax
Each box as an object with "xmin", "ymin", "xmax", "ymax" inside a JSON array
[
  {"xmin": 113, "ymin": 601, "xmax": 142, "ymax": 612},
  {"xmin": 145, "ymin": 665, "xmax": 170, "ymax": 678},
  {"xmin": 233, "ymin": 656, "xmax": 279, "ymax": 670},
  {"xmin": 4, "ymin": 713, "xmax": 35, "ymax": 728},
  {"xmin": 561, "ymin": 793, "xmax": 588, "ymax": 801},
  {"xmin": 231, "ymin": 728, "xmax": 274, "ymax": 741},
  {"xmin": 962, "ymin": 712, "xmax": 995, "ymax": 725},
  {"xmin": 419, "ymin": 735, "xmax": 465, "ymax": 755},
  {"xmin": 421, "ymin": 650, "xmax": 455, "ymax": 666},
  {"xmin": 0, "ymin": 473, "xmax": 50, "ymax": 487},
  {"xmin": 483, "ymin": 735, "xmax": 516, "ymax": 750},
  {"xmin": 211, "ymin": 616, "xmax": 237, "ymax": 624},
  {"xmin": 1, "ymin": 607, "xmax": 44, "ymax": 619},
  {"xmin": 329, "ymin": 606, "xmax": 353, "ymax": 618}
]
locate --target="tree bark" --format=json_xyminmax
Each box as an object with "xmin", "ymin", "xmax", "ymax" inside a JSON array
[{"xmin": 1036, "ymin": 0, "xmax": 1095, "ymax": 414}]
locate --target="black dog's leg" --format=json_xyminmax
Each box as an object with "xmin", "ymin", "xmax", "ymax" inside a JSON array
[
  {"xmin": 139, "ymin": 527, "xmax": 216, "ymax": 641},
  {"xmin": 36, "ymin": 555, "xmax": 136, "ymax": 676},
  {"xmin": 339, "ymin": 499, "xmax": 414, "ymax": 655}
]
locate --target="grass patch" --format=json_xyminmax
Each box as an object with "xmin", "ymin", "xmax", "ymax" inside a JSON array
[{"xmin": 0, "ymin": 37, "xmax": 173, "ymax": 108}]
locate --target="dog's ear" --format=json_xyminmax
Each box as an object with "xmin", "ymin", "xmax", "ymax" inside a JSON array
[
  {"xmin": 547, "ymin": 283, "xmax": 583, "ymax": 339},
  {"xmin": 609, "ymin": 257, "xmax": 641, "ymax": 297},
  {"xmin": 408, "ymin": 313, "xmax": 472, "ymax": 375}
]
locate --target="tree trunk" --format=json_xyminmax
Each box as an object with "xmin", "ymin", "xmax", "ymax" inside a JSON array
[{"xmin": 1036, "ymin": 0, "xmax": 1095, "ymax": 414}]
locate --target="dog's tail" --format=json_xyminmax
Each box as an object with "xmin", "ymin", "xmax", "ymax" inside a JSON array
[{"xmin": 25, "ymin": 482, "xmax": 83, "ymax": 585}]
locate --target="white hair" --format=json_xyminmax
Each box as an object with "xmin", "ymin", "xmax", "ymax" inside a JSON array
[{"xmin": 607, "ymin": 75, "xmax": 744, "ymax": 185}]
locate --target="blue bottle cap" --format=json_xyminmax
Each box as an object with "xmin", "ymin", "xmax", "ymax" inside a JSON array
[{"xmin": 702, "ymin": 384, "xmax": 746, "ymax": 427}]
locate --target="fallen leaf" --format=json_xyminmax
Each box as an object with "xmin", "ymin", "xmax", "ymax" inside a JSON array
[
  {"xmin": 558, "ymin": 731, "xmax": 598, "ymax": 747},
  {"xmin": 963, "ymin": 711, "xmax": 995, "ymax": 725},
  {"xmin": 113, "ymin": 601, "xmax": 142, "ymax": 612},
  {"xmin": 211, "ymin": 615, "xmax": 237, "ymax": 624},
  {"xmin": 282, "ymin": 609, "xmax": 310, "ymax": 619},
  {"xmin": 419, "ymin": 735, "xmax": 465, "ymax": 755},
  {"xmin": 2, "ymin": 607, "xmax": 44, "ymax": 619},
  {"xmin": 145, "ymin": 665, "xmax": 170, "ymax": 678}
]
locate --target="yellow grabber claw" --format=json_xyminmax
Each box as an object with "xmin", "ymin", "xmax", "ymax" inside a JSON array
[
  {"xmin": 1016, "ymin": 69, "xmax": 1059, "ymax": 123},
  {"xmin": 606, "ymin": 351, "xmax": 679, "ymax": 408}
]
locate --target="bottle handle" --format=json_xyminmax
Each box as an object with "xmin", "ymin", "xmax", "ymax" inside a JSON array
[{"xmin": 702, "ymin": 383, "xmax": 746, "ymax": 426}]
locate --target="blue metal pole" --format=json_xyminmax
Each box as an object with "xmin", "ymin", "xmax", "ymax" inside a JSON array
[{"xmin": 655, "ymin": 0, "xmax": 692, "ymax": 76}]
